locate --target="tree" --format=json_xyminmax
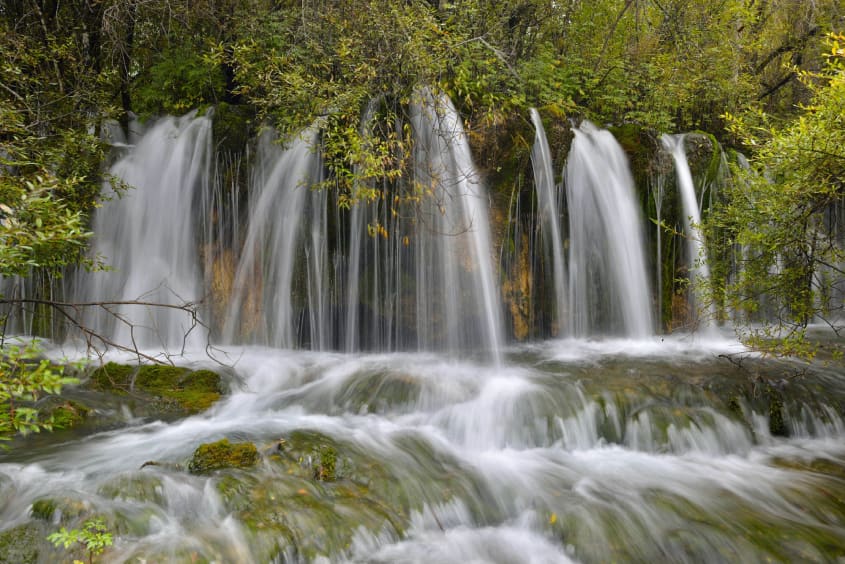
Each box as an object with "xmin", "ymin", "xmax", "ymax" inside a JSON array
[{"xmin": 705, "ymin": 33, "xmax": 845, "ymax": 358}]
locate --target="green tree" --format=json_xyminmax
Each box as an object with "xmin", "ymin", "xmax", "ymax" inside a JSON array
[{"xmin": 706, "ymin": 33, "xmax": 845, "ymax": 358}]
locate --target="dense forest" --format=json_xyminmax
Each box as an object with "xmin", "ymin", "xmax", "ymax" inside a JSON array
[{"xmin": 1, "ymin": 0, "xmax": 843, "ymax": 351}]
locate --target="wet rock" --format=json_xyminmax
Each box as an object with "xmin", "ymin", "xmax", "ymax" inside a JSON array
[
  {"xmin": 30, "ymin": 499, "xmax": 57, "ymax": 521},
  {"xmin": 87, "ymin": 362, "xmax": 224, "ymax": 414},
  {"xmin": 0, "ymin": 523, "xmax": 42, "ymax": 564},
  {"xmin": 38, "ymin": 399, "xmax": 90, "ymax": 429},
  {"xmin": 188, "ymin": 438, "xmax": 259, "ymax": 474},
  {"xmin": 27, "ymin": 496, "xmax": 90, "ymax": 525},
  {"xmin": 98, "ymin": 472, "xmax": 166, "ymax": 505},
  {"xmin": 768, "ymin": 390, "xmax": 788, "ymax": 437}
]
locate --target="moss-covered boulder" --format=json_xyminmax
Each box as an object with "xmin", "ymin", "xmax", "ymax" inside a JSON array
[
  {"xmin": 188, "ymin": 439, "xmax": 259, "ymax": 474},
  {"xmin": 87, "ymin": 362, "xmax": 223, "ymax": 414},
  {"xmin": 30, "ymin": 499, "xmax": 58, "ymax": 521},
  {"xmin": 28, "ymin": 496, "xmax": 91, "ymax": 525}
]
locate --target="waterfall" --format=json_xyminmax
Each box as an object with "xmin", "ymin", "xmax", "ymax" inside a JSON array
[
  {"xmin": 651, "ymin": 170, "xmax": 667, "ymax": 328},
  {"xmin": 529, "ymin": 109, "xmax": 567, "ymax": 334},
  {"xmin": 661, "ymin": 134, "xmax": 715, "ymax": 330},
  {"xmin": 223, "ymin": 128, "xmax": 324, "ymax": 348},
  {"xmin": 344, "ymin": 100, "xmax": 381, "ymax": 353},
  {"xmin": 565, "ymin": 121, "xmax": 654, "ymax": 338},
  {"xmin": 407, "ymin": 89, "xmax": 504, "ymax": 359},
  {"xmin": 75, "ymin": 112, "xmax": 211, "ymax": 351}
]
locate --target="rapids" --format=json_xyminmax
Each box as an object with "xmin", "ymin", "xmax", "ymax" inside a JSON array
[{"xmin": 1, "ymin": 335, "xmax": 845, "ymax": 562}]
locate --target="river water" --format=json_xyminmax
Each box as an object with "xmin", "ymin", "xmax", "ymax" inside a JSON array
[{"xmin": 2, "ymin": 333, "xmax": 844, "ymax": 563}]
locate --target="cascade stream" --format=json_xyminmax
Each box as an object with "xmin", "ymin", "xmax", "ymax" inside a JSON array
[
  {"xmin": 565, "ymin": 121, "xmax": 654, "ymax": 338},
  {"xmin": 2, "ymin": 105, "xmax": 845, "ymax": 563},
  {"xmin": 661, "ymin": 134, "xmax": 716, "ymax": 330}
]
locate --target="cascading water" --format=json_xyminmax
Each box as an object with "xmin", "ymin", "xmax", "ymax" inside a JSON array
[
  {"xmin": 565, "ymin": 121, "xmax": 654, "ymax": 338},
  {"xmin": 407, "ymin": 89, "xmax": 504, "ymax": 359},
  {"xmin": 5, "ymin": 108, "xmax": 845, "ymax": 563},
  {"xmin": 344, "ymin": 99, "xmax": 381, "ymax": 353},
  {"xmin": 223, "ymin": 128, "xmax": 324, "ymax": 349},
  {"xmin": 222, "ymin": 91, "xmax": 503, "ymax": 360},
  {"xmin": 3, "ymin": 338, "xmax": 845, "ymax": 562},
  {"xmin": 529, "ymin": 109, "xmax": 567, "ymax": 334},
  {"xmin": 74, "ymin": 113, "xmax": 211, "ymax": 351},
  {"xmin": 661, "ymin": 134, "xmax": 716, "ymax": 329}
]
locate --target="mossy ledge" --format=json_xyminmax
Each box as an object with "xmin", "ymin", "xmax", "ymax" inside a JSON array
[{"xmin": 87, "ymin": 362, "xmax": 224, "ymax": 414}]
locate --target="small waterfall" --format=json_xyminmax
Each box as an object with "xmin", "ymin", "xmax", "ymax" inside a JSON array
[
  {"xmin": 222, "ymin": 92, "xmax": 502, "ymax": 359},
  {"xmin": 344, "ymin": 100, "xmax": 381, "ymax": 353},
  {"xmin": 651, "ymin": 169, "xmax": 667, "ymax": 328},
  {"xmin": 661, "ymin": 134, "xmax": 715, "ymax": 329},
  {"xmin": 529, "ymin": 109, "xmax": 567, "ymax": 334},
  {"xmin": 565, "ymin": 121, "xmax": 654, "ymax": 338},
  {"xmin": 76, "ymin": 113, "xmax": 211, "ymax": 350},
  {"xmin": 223, "ymin": 128, "xmax": 324, "ymax": 348},
  {"xmin": 409, "ymin": 89, "xmax": 504, "ymax": 359}
]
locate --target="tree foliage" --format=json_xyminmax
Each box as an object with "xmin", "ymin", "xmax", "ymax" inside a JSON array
[
  {"xmin": 0, "ymin": 340, "xmax": 80, "ymax": 445},
  {"xmin": 0, "ymin": 0, "xmax": 843, "ymax": 358},
  {"xmin": 706, "ymin": 33, "xmax": 845, "ymax": 357},
  {"xmin": 0, "ymin": 3, "xmax": 111, "ymax": 277}
]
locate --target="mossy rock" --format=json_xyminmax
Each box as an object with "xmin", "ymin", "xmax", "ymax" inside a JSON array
[
  {"xmin": 30, "ymin": 499, "xmax": 58, "ymax": 521},
  {"xmin": 301, "ymin": 370, "xmax": 423, "ymax": 416},
  {"xmin": 87, "ymin": 362, "xmax": 223, "ymax": 414},
  {"xmin": 768, "ymin": 391, "xmax": 788, "ymax": 437},
  {"xmin": 215, "ymin": 462, "xmax": 404, "ymax": 561},
  {"xmin": 272, "ymin": 430, "xmax": 354, "ymax": 482},
  {"xmin": 27, "ymin": 496, "xmax": 90, "ymax": 525},
  {"xmin": 188, "ymin": 439, "xmax": 259, "ymax": 474},
  {"xmin": 88, "ymin": 362, "xmax": 136, "ymax": 391},
  {"xmin": 0, "ymin": 523, "xmax": 42, "ymax": 564},
  {"xmin": 212, "ymin": 429, "xmax": 494, "ymax": 559},
  {"xmin": 38, "ymin": 399, "xmax": 90, "ymax": 429}
]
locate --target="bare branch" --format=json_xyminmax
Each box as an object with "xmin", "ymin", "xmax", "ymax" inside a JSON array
[{"xmin": 0, "ymin": 297, "xmax": 231, "ymax": 367}]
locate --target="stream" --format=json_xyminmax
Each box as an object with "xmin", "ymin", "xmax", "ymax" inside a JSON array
[{"xmin": 2, "ymin": 333, "xmax": 844, "ymax": 563}]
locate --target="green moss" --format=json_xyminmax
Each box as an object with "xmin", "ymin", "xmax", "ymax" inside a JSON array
[
  {"xmin": 316, "ymin": 446, "xmax": 338, "ymax": 482},
  {"xmin": 0, "ymin": 523, "xmax": 41, "ymax": 564},
  {"xmin": 50, "ymin": 400, "xmax": 90, "ymax": 429},
  {"xmin": 88, "ymin": 362, "xmax": 135, "ymax": 392},
  {"xmin": 87, "ymin": 363, "xmax": 222, "ymax": 414},
  {"xmin": 133, "ymin": 364, "xmax": 190, "ymax": 391},
  {"xmin": 188, "ymin": 439, "xmax": 259, "ymax": 474},
  {"xmin": 768, "ymin": 391, "xmax": 788, "ymax": 437},
  {"xmin": 30, "ymin": 499, "xmax": 57, "ymax": 521}
]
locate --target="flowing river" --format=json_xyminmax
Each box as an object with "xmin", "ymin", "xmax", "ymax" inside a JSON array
[{"xmin": 2, "ymin": 333, "xmax": 844, "ymax": 563}]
